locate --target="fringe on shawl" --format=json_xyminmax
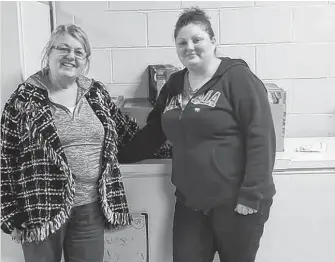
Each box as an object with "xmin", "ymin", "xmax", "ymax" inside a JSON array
[
  {"xmin": 98, "ymin": 162, "xmax": 132, "ymax": 230},
  {"xmin": 95, "ymin": 89, "xmax": 132, "ymax": 230},
  {"xmin": 12, "ymin": 132, "xmax": 75, "ymax": 243}
]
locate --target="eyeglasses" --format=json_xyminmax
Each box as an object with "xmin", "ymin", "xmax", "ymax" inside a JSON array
[{"xmin": 52, "ymin": 45, "xmax": 87, "ymax": 60}]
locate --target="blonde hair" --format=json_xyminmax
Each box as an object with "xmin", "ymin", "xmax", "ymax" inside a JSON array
[{"xmin": 41, "ymin": 24, "xmax": 91, "ymax": 75}]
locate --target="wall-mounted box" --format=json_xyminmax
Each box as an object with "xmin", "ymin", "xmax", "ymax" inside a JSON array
[
  {"xmin": 148, "ymin": 64, "xmax": 180, "ymax": 106},
  {"xmin": 265, "ymin": 83, "xmax": 287, "ymax": 152}
]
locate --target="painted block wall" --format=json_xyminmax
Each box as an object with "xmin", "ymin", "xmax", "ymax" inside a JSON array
[
  {"xmin": 54, "ymin": 1, "xmax": 335, "ymax": 138},
  {"xmin": 2, "ymin": 1, "xmax": 335, "ymax": 136}
]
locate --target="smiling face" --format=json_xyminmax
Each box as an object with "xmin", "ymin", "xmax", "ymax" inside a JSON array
[
  {"xmin": 47, "ymin": 33, "xmax": 87, "ymax": 81},
  {"xmin": 175, "ymin": 23, "xmax": 216, "ymax": 69}
]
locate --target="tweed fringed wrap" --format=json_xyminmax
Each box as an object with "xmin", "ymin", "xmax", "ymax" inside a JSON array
[{"xmin": 1, "ymin": 71, "xmax": 135, "ymax": 243}]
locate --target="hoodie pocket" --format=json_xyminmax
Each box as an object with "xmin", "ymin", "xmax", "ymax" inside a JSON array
[{"xmin": 212, "ymin": 146, "xmax": 245, "ymax": 183}]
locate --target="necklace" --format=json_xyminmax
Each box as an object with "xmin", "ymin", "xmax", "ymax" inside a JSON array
[
  {"xmin": 186, "ymin": 71, "xmax": 200, "ymax": 95},
  {"xmin": 188, "ymin": 85, "xmax": 200, "ymax": 94}
]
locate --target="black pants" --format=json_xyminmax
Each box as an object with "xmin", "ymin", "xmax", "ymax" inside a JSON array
[
  {"xmin": 173, "ymin": 199, "xmax": 273, "ymax": 262},
  {"xmin": 22, "ymin": 202, "xmax": 105, "ymax": 262}
]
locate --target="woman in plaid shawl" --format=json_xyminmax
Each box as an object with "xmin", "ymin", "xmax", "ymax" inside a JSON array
[{"xmin": 0, "ymin": 24, "xmax": 170, "ymax": 262}]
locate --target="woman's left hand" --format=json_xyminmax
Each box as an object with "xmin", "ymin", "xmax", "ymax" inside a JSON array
[{"xmin": 234, "ymin": 204, "xmax": 258, "ymax": 215}]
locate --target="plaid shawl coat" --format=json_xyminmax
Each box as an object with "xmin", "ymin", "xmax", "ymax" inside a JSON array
[{"xmin": 1, "ymin": 71, "xmax": 168, "ymax": 243}]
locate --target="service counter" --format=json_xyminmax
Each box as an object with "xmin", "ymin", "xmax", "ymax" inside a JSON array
[{"xmin": 2, "ymin": 138, "xmax": 335, "ymax": 262}]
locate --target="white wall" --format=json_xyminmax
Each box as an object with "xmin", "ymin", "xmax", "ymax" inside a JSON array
[
  {"xmin": 18, "ymin": 2, "xmax": 51, "ymax": 80},
  {"xmin": 0, "ymin": 2, "xmax": 22, "ymax": 111},
  {"xmin": 0, "ymin": 1, "xmax": 50, "ymax": 111}
]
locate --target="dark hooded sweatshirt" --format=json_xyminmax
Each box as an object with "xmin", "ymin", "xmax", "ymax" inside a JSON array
[{"xmin": 119, "ymin": 57, "xmax": 276, "ymax": 211}]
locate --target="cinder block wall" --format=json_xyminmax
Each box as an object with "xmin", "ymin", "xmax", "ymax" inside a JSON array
[{"xmin": 55, "ymin": 1, "xmax": 335, "ymax": 137}]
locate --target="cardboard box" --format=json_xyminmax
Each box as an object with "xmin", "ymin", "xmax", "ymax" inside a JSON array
[
  {"xmin": 148, "ymin": 64, "xmax": 180, "ymax": 105},
  {"xmin": 265, "ymin": 83, "xmax": 287, "ymax": 152}
]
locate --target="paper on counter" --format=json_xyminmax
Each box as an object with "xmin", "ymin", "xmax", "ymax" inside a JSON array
[{"xmin": 295, "ymin": 142, "xmax": 327, "ymax": 153}]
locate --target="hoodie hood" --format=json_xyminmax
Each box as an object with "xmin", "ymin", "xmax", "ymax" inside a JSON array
[{"xmin": 215, "ymin": 57, "xmax": 249, "ymax": 77}]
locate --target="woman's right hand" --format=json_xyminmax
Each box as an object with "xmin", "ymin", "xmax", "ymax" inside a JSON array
[
  {"xmin": 234, "ymin": 203, "xmax": 258, "ymax": 215},
  {"xmin": 11, "ymin": 228, "xmax": 22, "ymax": 239},
  {"xmin": 11, "ymin": 222, "xmax": 26, "ymax": 239}
]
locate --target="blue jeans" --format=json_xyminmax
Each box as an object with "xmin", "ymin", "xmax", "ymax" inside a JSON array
[{"xmin": 22, "ymin": 202, "xmax": 105, "ymax": 262}]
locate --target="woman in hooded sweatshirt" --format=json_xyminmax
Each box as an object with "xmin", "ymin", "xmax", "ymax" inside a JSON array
[{"xmin": 120, "ymin": 7, "xmax": 276, "ymax": 262}]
